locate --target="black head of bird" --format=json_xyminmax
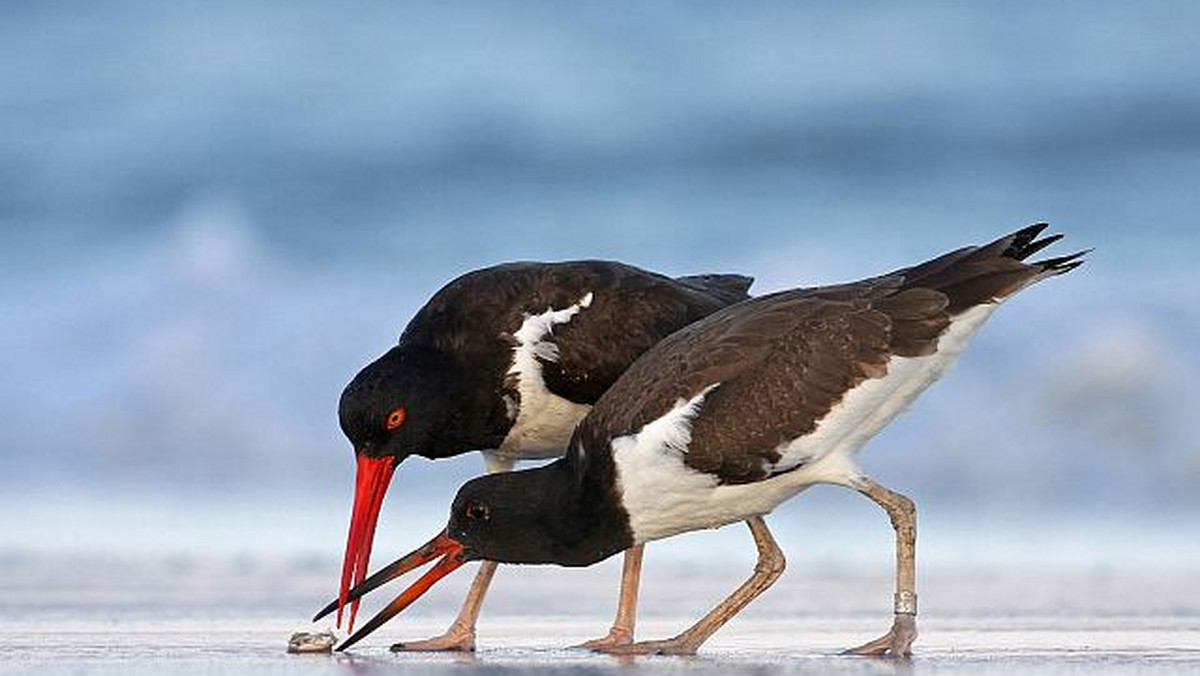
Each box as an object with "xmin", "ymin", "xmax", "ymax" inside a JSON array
[
  {"xmin": 446, "ymin": 462, "xmax": 627, "ymax": 566},
  {"xmin": 338, "ymin": 345, "xmax": 467, "ymax": 463},
  {"xmin": 330, "ymin": 456, "xmax": 633, "ymax": 652},
  {"xmin": 331, "ymin": 343, "xmax": 509, "ymax": 631}
]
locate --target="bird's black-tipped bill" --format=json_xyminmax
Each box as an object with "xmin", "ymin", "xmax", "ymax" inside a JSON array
[{"xmin": 321, "ymin": 530, "xmax": 467, "ymax": 652}]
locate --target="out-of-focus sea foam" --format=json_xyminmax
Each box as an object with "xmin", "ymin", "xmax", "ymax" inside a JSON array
[{"xmin": 1, "ymin": 1, "xmax": 1197, "ymax": 562}]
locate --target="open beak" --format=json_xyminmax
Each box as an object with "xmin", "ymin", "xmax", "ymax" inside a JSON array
[
  {"xmin": 314, "ymin": 530, "xmax": 467, "ymax": 651},
  {"xmin": 333, "ymin": 453, "xmax": 397, "ymax": 633}
]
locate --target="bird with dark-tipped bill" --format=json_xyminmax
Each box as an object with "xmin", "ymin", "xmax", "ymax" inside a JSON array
[
  {"xmin": 334, "ymin": 225, "xmax": 1087, "ymax": 657},
  {"xmin": 314, "ymin": 260, "xmax": 753, "ymax": 651}
]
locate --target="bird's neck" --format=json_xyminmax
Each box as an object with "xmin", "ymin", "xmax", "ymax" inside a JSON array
[
  {"xmin": 421, "ymin": 388, "xmax": 512, "ymax": 459},
  {"xmin": 415, "ymin": 356, "xmax": 515, "ymax": 460},
  {"xmin": 535, "ymin": 438, "xmax": 633, "ymax": 567}
]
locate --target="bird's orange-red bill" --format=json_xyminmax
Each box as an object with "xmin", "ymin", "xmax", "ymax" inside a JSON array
[
  {"xmin": 336, "ymin": 453, "xmax": 396, "ymax": 632},
  {"xmin": 332, "ymin": 531, "xmax": 467, "ymax": 651}
]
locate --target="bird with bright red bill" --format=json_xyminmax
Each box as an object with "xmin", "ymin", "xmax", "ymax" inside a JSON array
[
  {"xmin": 331, "ymin": 225, "xmax": 1086, "ymax": 657},
  {"xmin": 318, "ymin": 261, "xmax": 753, "ymax": 650}
]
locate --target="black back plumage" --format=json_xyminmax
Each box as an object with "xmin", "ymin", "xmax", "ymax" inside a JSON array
[
  {"xmin": 340, "ymin": 260, "xmax": 752, "ymax": 460},
  {"xmin": 399, "ymin": 260, "xmax": 753, "ymax": 405}
]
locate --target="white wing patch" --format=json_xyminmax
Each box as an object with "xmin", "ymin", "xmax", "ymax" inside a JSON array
[
  {"xmin": 497, "ymin": 293, "xmax": 595, "ymax": 460},
  {"xmin": 620, "ymin": 384, "xmax": 718, "ymax": 458},
  {"xmin": 510, "ymin": 292, "xmax": 594, "ymax": 368}
]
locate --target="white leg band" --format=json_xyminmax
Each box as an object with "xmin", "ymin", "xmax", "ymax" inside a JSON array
[{"xmin": 894, "ymin": 591, "xmax": 917, "ymax": 615}]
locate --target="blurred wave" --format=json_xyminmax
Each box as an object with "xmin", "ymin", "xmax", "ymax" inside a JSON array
[{"xmin": 2, "ymin": 1, "xmax": 1198, "ymax": 557}]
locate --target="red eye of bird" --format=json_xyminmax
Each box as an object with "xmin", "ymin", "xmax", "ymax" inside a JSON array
[{"xmin": 385, "ymin": 407, "xmax": 406, "ymax": 430}]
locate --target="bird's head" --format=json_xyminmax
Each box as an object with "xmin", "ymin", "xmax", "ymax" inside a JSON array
[
  {"xmin": 318, "ymin": 451, "xmax": 634, "ymax": 651},
  {"xmin": 331, "ymin": 345, "xmax": 464, "ymax": 631},
  {"xmin": 313, "ymin": 468, "xmax": 566, "ymax": 651},
  {"xmin": 338, "ymin": 346, "xmax": 460, "ymax": 465},
  {"xmin": 445, "ymin": 469, "xmax": 573, "ymax": 564}
]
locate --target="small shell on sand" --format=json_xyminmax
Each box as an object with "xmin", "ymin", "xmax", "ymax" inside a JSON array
[{"xmin": 287, "ymin": 631, "xmax": 338, "ymax": 654}]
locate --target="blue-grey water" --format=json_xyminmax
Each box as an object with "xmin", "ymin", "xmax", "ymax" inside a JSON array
[
  {"xmin": 1, "ymin": 2, "xmax": 1199, "ymax": 672},
  {"xmin": 2, "ymin": 0, "xmax": 1197, "ymax": 549}
]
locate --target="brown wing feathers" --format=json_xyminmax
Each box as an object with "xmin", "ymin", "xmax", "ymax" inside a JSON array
[
  {"xmin": 678, "ymin": 299, "xmax": 919, "ymax": 483},
  {"xmin": 582, "ymin": 225, "xmax": 1085, "ymax": 486},
  {"xmin": 872, "ymin": 289, "xmax": 951, "ymax": 358}
]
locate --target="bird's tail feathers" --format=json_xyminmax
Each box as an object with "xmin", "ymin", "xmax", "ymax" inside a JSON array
[{"xmin": 901, "ymin": 223, "xmax": 1088, "ymax": 313}]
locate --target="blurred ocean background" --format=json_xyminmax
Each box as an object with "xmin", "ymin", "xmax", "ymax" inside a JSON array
[{"xmin": 1, "ymin": 3, "xmax": 1198, "ymax": 671}]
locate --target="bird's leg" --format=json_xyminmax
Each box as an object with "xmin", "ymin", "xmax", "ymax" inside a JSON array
[
  {"xmin": 577, "ymin": 545, "xmax": 644, "ymax": 650},
  {"xmin": 599, "ymin": 516, "xmax": 785, "ymax": 656},
  {"xmin": 390, "ymin": 452, "xmax": 514, "ymax": 653},
  {"xmin": 843, "ymin": 476, "xmax": 918, "ymax": 658},
  {"xmin": 389, "ymin": 561, "xmax": 497, "ymax": 652}
]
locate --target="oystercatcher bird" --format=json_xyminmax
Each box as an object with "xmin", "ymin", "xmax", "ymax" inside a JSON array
[
  {"xmin": 315, "ymin": 261, "xmax": 752, "ymax": 651},
  {"xmin": 334, "ymin": 225, "xmax": 1086, "ymax": 656}
]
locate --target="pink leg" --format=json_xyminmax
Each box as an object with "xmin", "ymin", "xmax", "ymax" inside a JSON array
[
  {"xmin": 577, "ymin": 545, "xmax": 644, "ymax": 650},
  {"xmin": 843, "ymin": 477, "xmax": 918, "ymax": 658},
  {"xmin": 390, "ymin": 452, "xmax": 513, "ymax": 652},
  {"xmin": 388, "ymin": 561, "xmax": 498, "ymax": 653},
  {"xmin": 599, "ymin": 517, "xmax": 785, "ymax": 656}
]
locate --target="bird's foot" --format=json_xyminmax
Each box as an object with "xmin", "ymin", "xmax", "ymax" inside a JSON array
[
  {"xmin": 389, "ymin": 624, "xmax": 476, "ymax": 653},
  {"xmin": 843, "ymin": 614, "xmax": 917, "ymax": 658},
  {"xmin": 596, "ymin": 635, "xmax": 699, "ymax": 656},
  {"xmin": 575, "ymin": 626, "xmax": 633, "ymax": 651}
]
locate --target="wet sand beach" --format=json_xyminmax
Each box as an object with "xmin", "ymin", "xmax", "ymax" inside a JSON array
[{"xmin": 3, "ymin": 554, "xmax": 1196, "ymax": 675}]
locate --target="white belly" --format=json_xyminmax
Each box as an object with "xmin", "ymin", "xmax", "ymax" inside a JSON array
[{"xmin": 613, "ymin": 304, "xmax": 997, "ymax": 544}]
